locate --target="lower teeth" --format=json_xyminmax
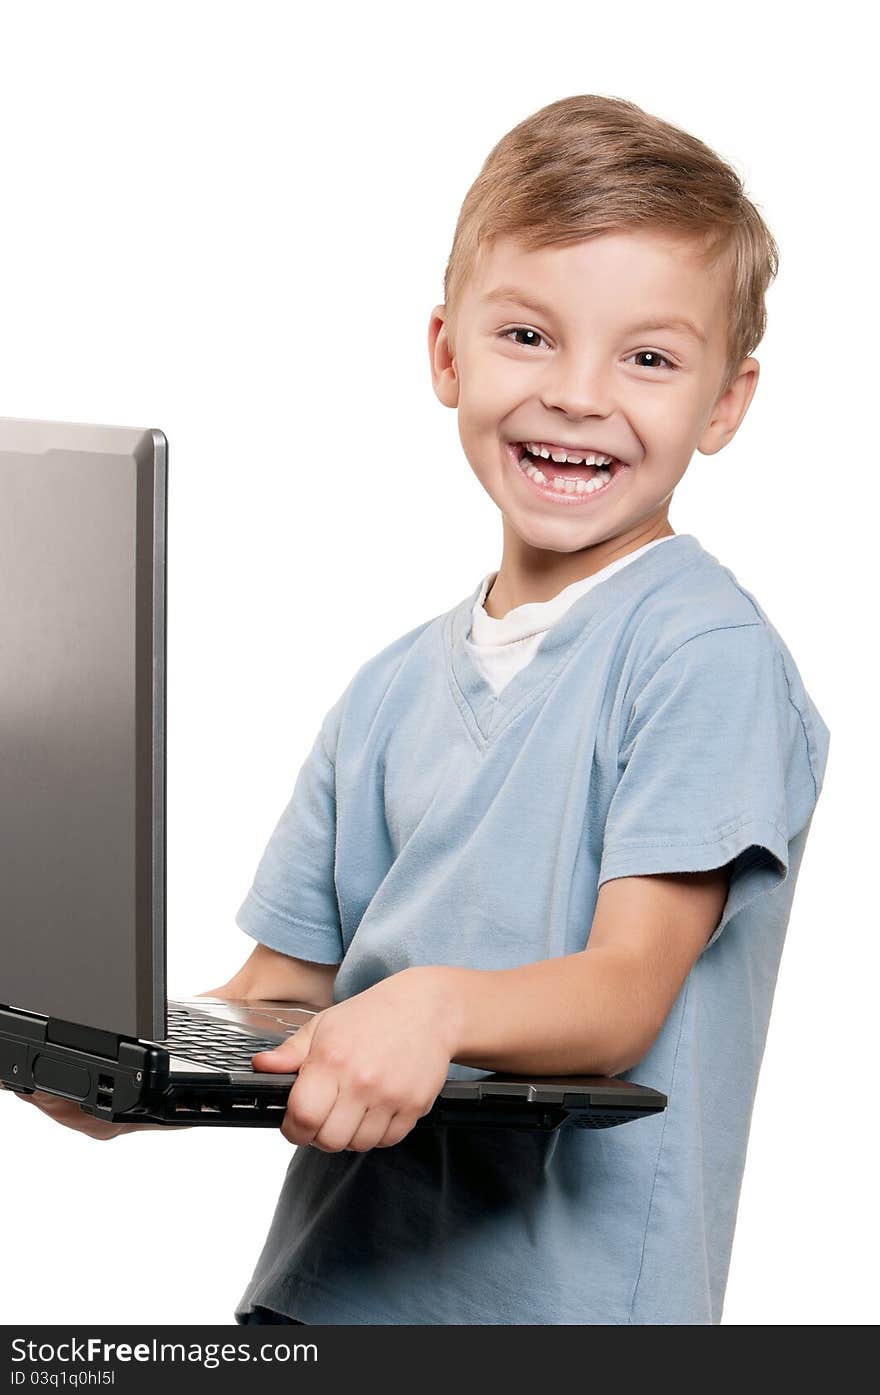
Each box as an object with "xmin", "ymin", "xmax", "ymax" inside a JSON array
[{"xmin": 519, "ymin": 451, "xmax": 611, "ymax": 495}]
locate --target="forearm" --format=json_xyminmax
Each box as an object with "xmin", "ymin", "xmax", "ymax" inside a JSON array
[
  {"xmin": 422, "ymin": 948, "xmax": 652, "ymax": 1077},
  {"xmin": 197, "ymin": 942, "xmax": 339, "ymax": 1010}
]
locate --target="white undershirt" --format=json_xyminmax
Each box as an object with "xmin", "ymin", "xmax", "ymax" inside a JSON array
[{"xmin": 466, "ymin": 537, "xmax": 676, "ymax": 696}]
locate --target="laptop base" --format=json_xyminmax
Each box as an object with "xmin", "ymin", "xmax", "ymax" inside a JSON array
[{"xmin": 1, "ymin": 1001, "xmax": 666, "ymax": 1132}]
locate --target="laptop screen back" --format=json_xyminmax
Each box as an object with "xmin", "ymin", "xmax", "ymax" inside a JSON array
[{"xmin": 0, "ymin": 418, "xmax": 166, "ymax": 1041}]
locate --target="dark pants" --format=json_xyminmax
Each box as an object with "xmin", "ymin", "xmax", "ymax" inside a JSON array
[{"xmin": 238, "ymin": 1305, "xmax": 306, "ymax": 1325}]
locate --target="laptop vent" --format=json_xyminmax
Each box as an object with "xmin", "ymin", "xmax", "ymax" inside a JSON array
[{"xmin": 568, "ymin": 1110, "xmax": 647, "ymax": 1129}]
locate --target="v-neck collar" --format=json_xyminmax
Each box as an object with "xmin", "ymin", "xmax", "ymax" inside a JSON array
[{"xmin": 444, "ymin": 533, "xmax": 704, "ymax": 750}]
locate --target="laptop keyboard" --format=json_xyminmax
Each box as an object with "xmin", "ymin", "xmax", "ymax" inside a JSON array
[{"xmin": 160, "ymin": 1003, "xmax": 292, "ymax": 1072}]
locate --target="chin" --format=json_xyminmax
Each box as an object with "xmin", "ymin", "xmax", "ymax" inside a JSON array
[{"xmin": 503, "ymin": 509, "xmax": 606, "ymax": 552}]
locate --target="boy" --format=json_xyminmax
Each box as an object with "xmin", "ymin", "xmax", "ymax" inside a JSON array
[{"xmin": 17, "ymin": 94, "xmax": 829, "ymax": 1326}]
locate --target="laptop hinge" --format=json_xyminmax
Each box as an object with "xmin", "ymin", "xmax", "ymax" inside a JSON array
[{"xmin": 46, "ymin": 1017, "xmax": 121, "ymax": 1059}]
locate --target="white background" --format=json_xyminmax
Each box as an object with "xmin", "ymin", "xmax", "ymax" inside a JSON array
[{"xmin": 1, "ymin": 0, "xmax": 874, "ymax": 1327}]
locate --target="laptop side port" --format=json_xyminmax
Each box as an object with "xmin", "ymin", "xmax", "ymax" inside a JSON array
[
  {"xmin": 231, "ymin": 1098, "xmax": 259, "ymax": 1110},
  {"xmin": 96, "ymin": 1092, "xmax": 113, "ymax": 1111},
  {"xmin": 200, "ymin": 1103, "xmax": 221, "ymax": 1114},
  {"xmin": 98, "ymin": 1074, "xmax": 113, "ymax": 1092}
]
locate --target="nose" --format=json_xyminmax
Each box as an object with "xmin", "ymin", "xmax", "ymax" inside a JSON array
[{"xmin": 539, "ymin": 357, "xmax": 613, "ymax": 421}]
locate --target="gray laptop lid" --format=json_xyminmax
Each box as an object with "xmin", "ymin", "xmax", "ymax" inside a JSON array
[{"xmin": 0, "ymin": 418, "xmax": 167, "ymax": 1042}]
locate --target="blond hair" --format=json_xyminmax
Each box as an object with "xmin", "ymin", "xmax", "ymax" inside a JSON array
[{"xmin": 442, "ymin": 95, "xmax": 779, "ymax": 400}]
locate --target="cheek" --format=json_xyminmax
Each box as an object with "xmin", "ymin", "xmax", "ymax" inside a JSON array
[
  {"xmin": 465, "ymin": 453, "xmax": 502, "ymax": 492},
  {"xmin": 457, "ymin": 363, "xmax": 518, "ymax": 426},
  {"xmin": 458, "ymin": 443, "xmax": 508, "ymax": 505},
  {"xmin": 457, "ymin": 417, "xmax": 505, "ymax": 472},
  {"xmin": 632, "ymin": 405, "xmax": 698, "ymax": 466}
]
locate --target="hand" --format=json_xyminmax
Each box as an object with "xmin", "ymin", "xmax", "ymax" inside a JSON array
[
  {"xmin": 3, "ymin": 1083, "xmax": 189, "ymax": 1138},
  {"xmin": 5, "ymin": 1085, "xmax": 141, "ymax": 1140},
  {"xmin": 250, "ymin": 966, "xmax": 460, "ymax": 1153}
]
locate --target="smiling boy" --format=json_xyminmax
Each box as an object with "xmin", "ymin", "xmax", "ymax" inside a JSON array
[
  {"xmin": 40, "ymin": 93, "xmax": 809, "ymax": 1329},
  {"xmin": 214, "ymin": 98, "xmax": 832, "ymax": 1327},
  {"xmin": 222, "ymin": 95, "xmax": 831, "ymax": 1327},
  {"xmin": 10, "ymin": 93, "xmax": 830, "ymax": 1326}
]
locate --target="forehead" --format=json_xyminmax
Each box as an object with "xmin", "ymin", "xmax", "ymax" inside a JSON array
[{"xmin": 469, "ymin": 229, "xmax": 729, "ymax": 334}]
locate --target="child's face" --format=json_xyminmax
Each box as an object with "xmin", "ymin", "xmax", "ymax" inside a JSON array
[{"xmin": 429, "ymin": 229, "xmax": 759, "ymax": 557}]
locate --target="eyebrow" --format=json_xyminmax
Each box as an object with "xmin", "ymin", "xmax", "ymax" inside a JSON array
[{"xmin": 481, "ymin": 286, "xmax": 708, "ymax": 345}]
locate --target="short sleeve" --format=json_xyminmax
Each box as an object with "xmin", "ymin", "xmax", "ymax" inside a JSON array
[
  {"xmin": 598, "ymin": 624, "xmax": 829, "ymax": 952},
  {"xmin": 234, "ymin": 695, "xmax": 347, "ymax": 965}
]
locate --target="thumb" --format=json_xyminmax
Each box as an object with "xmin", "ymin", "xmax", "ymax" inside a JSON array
[{"xmin": 251, "ymin": 1016, "xmax": 320, "ymax": 1074}]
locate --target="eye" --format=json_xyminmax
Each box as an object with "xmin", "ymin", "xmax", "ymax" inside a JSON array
[
  {"xmin": 499, "ymin": 329, "xmax": 678, "ymax": 372},
  {"xmin": 498, "ymin": 326, "xmax": 551, "ymax": 350},
  {"xmin": 627, "ymin": 350, "xmax": 677, "ymax": 372}
]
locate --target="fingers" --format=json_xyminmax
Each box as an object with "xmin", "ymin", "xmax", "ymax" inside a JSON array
[
  {"xmin": 9, "ymin": 1087, "xmax": 123, "ymax": 1140},
  {"xmin": 375, "ymin": 1113, "xmax": 422, "ymax": 1148},
  {"xmin": 7, "ymin": 1086, "xmax": 190, "ymax": 1137},
  {"xmin": 278, "ymin": 1064, "xmax": 422, "ymax": 1153},
  {"xmin": 280, "ymin": 1063, "xmax": 340, "ymax": 1149},
  {"xmin": 252, "ymin": 1042, "xmax": 304, "ymax": 1073},
  {"xmin": 252, "ymin": 1019, "xmax": 317, "ymax": 1076},
  {"xmin": 347, "ymin": 1109, "xmax": 404, "ymax": 1152},
  {"xmin": 18, "ymin": 1088, "xmax": 63, "ymax": 1110},
  {"xmin": 311, "ymin": 1097, "xmax": 374, "ymax": 1153}
]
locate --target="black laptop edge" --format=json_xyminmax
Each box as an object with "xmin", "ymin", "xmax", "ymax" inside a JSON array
[{"xmin": 0, "ymin": 999, "xmax": 667, "ymax": 1132}]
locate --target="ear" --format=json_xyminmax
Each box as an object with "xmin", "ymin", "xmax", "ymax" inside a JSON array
[
  {"xmin": 428, "ymin": 304, "xmax": 460, "ymax": 409},
  {"xmin": 698, "ymin": 357, "xmax": 760, "ymax": 456}
]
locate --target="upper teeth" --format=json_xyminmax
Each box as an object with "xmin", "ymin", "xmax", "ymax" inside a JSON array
[{"xmin": 523, "ymin": 442, "xmax": 614, "ymax": 466}]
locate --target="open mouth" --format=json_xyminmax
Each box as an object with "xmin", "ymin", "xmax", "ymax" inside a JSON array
[{"xmin": 507, "ymin": 442, "xmax": 630, "ymax": 501}]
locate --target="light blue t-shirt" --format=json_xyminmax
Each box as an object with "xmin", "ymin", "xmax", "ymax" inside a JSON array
[{"xmin": 233, "ymin": 533, "xmax": 830, "ymax": 1326}]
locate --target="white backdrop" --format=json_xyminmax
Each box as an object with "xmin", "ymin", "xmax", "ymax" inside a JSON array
[{"xmin": 1, "ymin": 0, "xmax": 873, "ymax": 1327}]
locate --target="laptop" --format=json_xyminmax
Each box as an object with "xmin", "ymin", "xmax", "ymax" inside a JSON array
[{"xmin": 0, "ymin": 416, "xmax": 667, "ymax": 1134}]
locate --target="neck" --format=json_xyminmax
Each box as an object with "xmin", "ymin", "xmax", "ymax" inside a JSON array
[{"xmin": 484, "ymin": 515, "xmax": 675, "ymax": 618}]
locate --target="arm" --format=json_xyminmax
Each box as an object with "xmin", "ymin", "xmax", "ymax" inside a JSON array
[
  {"xmin": 256, "ymin": 866, "xmax": 733, "ymax": 1155},
  {"xmin": 431, "ymin": 866, "xmax": 733, "ymax": 1077},
  {"xmin": 196, "ymin": 942, "xmax": 340, "ymax": 1011}
]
